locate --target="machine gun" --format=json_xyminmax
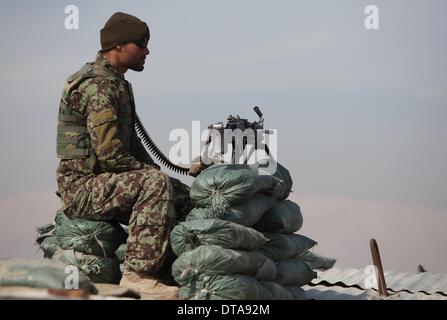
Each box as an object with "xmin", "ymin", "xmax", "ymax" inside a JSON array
[
  {"xmin": 204, "ymin": 106, "xmax": 271, "ymax": 164},
  {"xmin": 136, "ymin": 106, "xmax": 273, "ymax": 176},
  {"xmin": 188, "ymin": 106, "xmax": 274, "ymax": 176}
]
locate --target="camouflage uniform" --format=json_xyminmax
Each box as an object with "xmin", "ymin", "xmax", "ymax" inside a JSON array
[{"xmin": 56, "ymin": 53, "xmax": 192, "ymax": 275}]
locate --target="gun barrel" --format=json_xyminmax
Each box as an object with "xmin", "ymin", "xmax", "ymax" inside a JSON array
[{"xmin": 254, "ymin": 106, "xmax": 263, "ymax": 118}]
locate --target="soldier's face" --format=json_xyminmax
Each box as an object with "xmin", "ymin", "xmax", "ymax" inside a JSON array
[{"xmin": 121, "ymin": 41, "xmax": 150, "ymax": 72}]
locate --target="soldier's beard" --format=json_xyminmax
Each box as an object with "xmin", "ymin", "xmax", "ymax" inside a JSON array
[
  {"xmin": 129, "ymin": 64, "xmax": 144, "ymax": 72},
  {"xmin": 127, "ymin": 58, "xmax": 145, "ymax": 72}
]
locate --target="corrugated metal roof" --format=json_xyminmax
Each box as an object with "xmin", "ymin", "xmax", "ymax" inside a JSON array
[
  {"xmin": 302, "ymin": 285, "xmax": 447, "ymax": 300},
  {"xmin": 303, "ymin": 285, "xmax": 375, "ymax": 300},
  {"xmin": 312, "ymin": 267, "xmax": 447, "ymax": 295},
  {"xmin": 303, "ymin": 267, "xmax": 447, "ymax": 300}
]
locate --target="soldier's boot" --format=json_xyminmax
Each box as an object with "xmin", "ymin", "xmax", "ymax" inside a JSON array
[{"xmin": 119, "ymin": 269, "xmax": 181, "ymax": 300}]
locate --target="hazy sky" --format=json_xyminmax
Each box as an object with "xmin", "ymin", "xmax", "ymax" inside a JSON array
[{"xmin": 0, "ymin": 1, "xmax": 446, "ymax": 273}]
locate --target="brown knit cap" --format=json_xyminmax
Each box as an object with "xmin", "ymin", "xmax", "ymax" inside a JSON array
[{"xmin": 100, "ymin": 12, "xmax": 149, "ymax": 51}]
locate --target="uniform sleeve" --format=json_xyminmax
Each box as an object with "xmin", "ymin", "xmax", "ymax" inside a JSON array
[{"xmin": 82, "ymin": 79, "xmax": 150, "ymax": 172}]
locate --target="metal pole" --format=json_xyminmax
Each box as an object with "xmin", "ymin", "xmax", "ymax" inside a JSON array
[{"xmin": 370, "ymin": 238, "xmax": 389, "ymax": 297}]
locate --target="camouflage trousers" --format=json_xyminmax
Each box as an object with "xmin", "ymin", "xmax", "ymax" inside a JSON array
[{"xmin": 62, "ymin": 166, "xmax": 192, "ymax": 275}]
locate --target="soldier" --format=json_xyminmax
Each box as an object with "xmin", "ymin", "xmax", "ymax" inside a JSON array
[{"xmin": 56, "ymin": 12, "xmax": 191, "ymax": 299}]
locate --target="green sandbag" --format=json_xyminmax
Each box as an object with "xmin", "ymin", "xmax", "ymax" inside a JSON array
[
  {"xmin": 172, "ymin": 245, "xmax": 276, "ymax": 286},
  {"xmin": 190, "ymin": 163, "xmax": 291, "ymax": 216},
  {"xmin": 0, "ymin": 259, "xmax": 97, "ymax": 293},
  {"xmin": 186, "ymin": 193, "xmax": 277, "ymax": 225},
  {"xmin": 275, "ymin": 257, "xmax": 317, "ymax": 286},
  {"xmin": 115, "ymin": 225, "xmax": 129, "ymax": 264},
  {"xmin": 170, "ymin": 219, "xmax": 268, "ymax": 256},
  {"xmin": 36, "ymin": 235, "xmax": 59, "ymax": 259},
  {"xmin": 300, "ymin": 250, "xmax": 337, "ymax": 270},
  {"xmin": 253, "ymin": 200, "xmax": 303, "ymax": 233},
  {"xmin": 115, "ymin": 243, "xmax": 127, "ymax": 263},
  {"xmin": 179, "ymin": 274, "xmax": 273, "ymax": 300},
  {"xmin": 257, "ymin": 233, "xmax": 317, "ymax": 262},
  {"xmin": 55, "ymin": 212, "xmax": 127, "ymax": 257},
  {"xmin": 36, "ymin": 222, "xmax": 55, "ymax": 236},
  {"xmin": 259, "ymin": 281, "xmax": 306, "ymax": 300},
  {"xmin": 257, "ymin": 160, "xmax": 293, "ymax": 201},
  {"xmin": 51, "ymin": 248, "xmax": 121, "ymax": 284},
  {"xmin": 36, "ymin": 222, "xmax": 58, "ymax": 259}
]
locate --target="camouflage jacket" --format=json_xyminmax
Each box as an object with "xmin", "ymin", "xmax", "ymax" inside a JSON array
[{"xmin": 57, "ymin": 53, "xmax": 158, "ymax": 196}]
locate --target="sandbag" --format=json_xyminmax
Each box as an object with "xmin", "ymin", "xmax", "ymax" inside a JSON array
[
  {"xmin": 257, "ymin": 233, "xmax": 317, "ymax": 262},
  {"xmin": 259, "ymin": 281, "xmax": 306, "ymax": 300},
  {"xmin": 55, "ymin": 212, "xmax": 127, "ymax": 257},
  {"xmin": 190, "ymin": 163, "xmax": 291, "ymax": 215},
  {"xmin": 300, "ymin": 250, "xmax": 337, "ymax": 270},
  {"xmin": 179, "ymin": 274, "xmax": 273, "ymax": 300},
  {"xmin": 253, "ymin": 200, "xmax": 303, "ymax": 233},
  {"xmin": 36, "ymin": 222, "xmax": 58, "ymax": 258},
  {"xmin": 51, "ymin": 248, "xmax": 121, "ymax": 284},
  {"xmin": 186, "ymin": 193, "xmax": 277, "ymax": 226},
  {"xmin": 170, "ymin": 219, "xmax": 268, "ymax": 256},
  {"xmin": 257, "ymin": 160, "xmax": 293, "ymax": 200},
  {"xmin": 275, "ymin": 257, "xmax": 317, "ymax": 286},
  {"xmin": 36, "ymin": 222, "xmax": 55, "ymax": 236},
  {"xmin": 36, "ymin": 235, "xmax": 59, "ymax": 259},
  {"xmin": 172, "ymin": 245, "xmax": 276, "ymax": 286},
  {"xmin": 115, "ymin": 243, "xmax": 127, "ymax": 263},
  {"xmin": 0, "ymin": 259, "xmax": 97, "ymax": 293}
]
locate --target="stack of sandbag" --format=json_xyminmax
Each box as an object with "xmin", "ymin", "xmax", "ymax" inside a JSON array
[
  {"xmin": 36, "ymin": 211, "xmax": 127, "ymax": 284},
  {"xmin": 170, "ymin": 162, "xmax": 336, "ymax": 300},
  {"xmin": 188, "ymin": 162, "xmax": 292, "ymax": 220}
]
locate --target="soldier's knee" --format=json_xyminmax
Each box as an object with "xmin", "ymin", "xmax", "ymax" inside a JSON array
[{"xmin": 142, "ymin": 170, "xmax": 174, "ymax": 199}]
